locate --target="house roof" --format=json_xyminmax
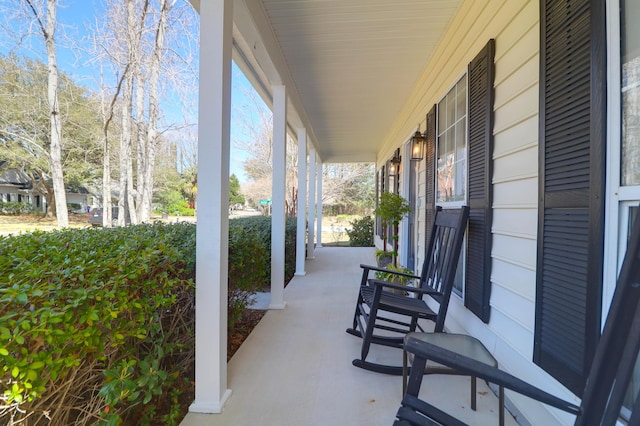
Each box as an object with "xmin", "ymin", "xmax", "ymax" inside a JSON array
[
  {"xmin": 0, "ymin": 162, "xmax": 93, "ymax": 194},
  {"xmin": 0, "ymin": 164, "xmax": 32, "ymax": 188},
  {"xmin": 191, "ymin": 0, "xmax": 462, "ymax": 163}
]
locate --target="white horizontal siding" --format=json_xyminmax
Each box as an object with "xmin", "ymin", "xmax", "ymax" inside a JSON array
[
  {"xmin": 494, "ymin": 115, "xmax": 538, "ymax": 158},
  {"xmin": 492, "ymin": 234, "xmax": 537, "ymax": 272},
  {"xmin": 492, "ymin": 257, "xmax": 536, "ymax": 301},
  {"xmin": 493, "ymin": 178, "xmax": 538, "ymax": 209},
  {"xmin": 490, "ymin": 284, "xmax": 535, "ymax": 334},
  {"xmin": 492, "ymin": 208, "xmax": 538, "ymax": 239},
  {"xmin": 487, "ymin": 303, "xmax": 534, "ymax": 362}
]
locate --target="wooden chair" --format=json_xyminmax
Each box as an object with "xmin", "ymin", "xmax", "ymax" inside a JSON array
[
  {"xmin": 346, "ymin": 206, "xmax": 469, "ymax": 375},
  {"xmin": 395, "ymin": 212, "xmax": 640, "ymax": 425}
]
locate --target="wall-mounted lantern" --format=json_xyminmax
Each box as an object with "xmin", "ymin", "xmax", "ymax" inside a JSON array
[
  {"xmin": 389, "ymin": 148, "xmax": 401, "ymax": 176},
  {"xmin": 410, "ymin": 128, "xmax": 427, "ymax": 161}
]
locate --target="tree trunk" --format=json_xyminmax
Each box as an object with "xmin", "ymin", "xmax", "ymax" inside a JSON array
[
  {"xmin": 139, "ymin": 0, "xmax": 170, "ymax": 223},
  {"xmin": 118, "ymin": 0, "xmax": 139, "ymax": 227},
  {"xmin": 135, "ymin": 64, "xmax": 146, "ymax": 219},
  {"xmin": 119, "ymin": 66, "xmax": 132, "ymax": 226},
  {"xmin": 102, "ymin": 132, "xmax": 112, "ymax": 226},
  {"xmin": 40, "ymin": 0, "xmax": 68, "ymax": 227},
  {"xmin": 133, "ymin": 1, "xmax": 150, "ymax": 220}
]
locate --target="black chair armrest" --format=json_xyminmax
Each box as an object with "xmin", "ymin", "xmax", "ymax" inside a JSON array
[
  {"xmin": 404, "ymin": 337, "xmax": 581, "ymax": 415},
  {"xmin": 370, "ymin": 279, "xmax": 440, "ymax": 296},
  {"xmin": 360, "ymin": 263, "xmax": 420, "ymax": 279},
  {"xmin": 360, "ymin": 264, "xmax": 420, "ymax": 288}
]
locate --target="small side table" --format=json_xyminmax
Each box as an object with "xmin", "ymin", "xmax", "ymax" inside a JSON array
[{"xmin": 403, "ymin": 332, "xmax": 504, "ymax": 426}]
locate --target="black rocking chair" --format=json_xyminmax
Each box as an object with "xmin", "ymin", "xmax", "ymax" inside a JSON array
[
  {"xmin": 395, "ymin": 212, "xmax": 640, "ymax": 425},
  {"xmin": 346, "ymin": 206, "xmax": 469, "ymax": 375}
]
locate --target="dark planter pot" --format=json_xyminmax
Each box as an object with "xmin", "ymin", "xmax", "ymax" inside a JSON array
[{"xmin": 377, "ymin": 254, "xmax": 393, "ymax": 268}]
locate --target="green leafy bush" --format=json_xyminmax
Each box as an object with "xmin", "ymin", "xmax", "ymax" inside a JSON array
[
  {"xmin": 346, "ymin": 216, "xmax": 374, "ymax": 247},
  {"xmin": 228, "ymin": 225, "xmax": 267, "ymax": 327},
  {"xmin": 0, "ymin": 218, "xmax": 297, "ymax": 424},
  {"xmin": 0, "ymin": 223, "xmax": 195, "ymax": 425},
  {"xmin": 67, "ymin": 203, "xmax": 82, "ymax": 213},
  {"xmin": 229, "ymin": 216, "xmax": 298, "ymax": 289},
  {"xmin": 0, "ymin": 201, "xmax": 34, "ymax": 215}
]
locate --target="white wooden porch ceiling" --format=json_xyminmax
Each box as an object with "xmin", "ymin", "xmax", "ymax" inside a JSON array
[{"xmin": 193, "ymin": 0, "xmax": 462, "ymax": 163}]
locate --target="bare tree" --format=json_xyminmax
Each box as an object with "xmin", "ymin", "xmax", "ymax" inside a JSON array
[
  {"xmin": 98, "ymin": 58, "xmax": 127, "ymax": 227},
  {"xmin": 90, "ymin": 0, "xmax": 195, "ymax": 224},
  {"xmin": 137, "ymin": 0, "xmax": 173, "ymax": 222},
  {"xmin": 234, "ymin": 88, "xmax": 298, "ymax": 215},
  {"xmin": 24, "ymin": 0, "xmax": 68, "ymax": 227},
  {"xmin": 322, "ymin": 162, "xmax": 375, "ymax": 214}
]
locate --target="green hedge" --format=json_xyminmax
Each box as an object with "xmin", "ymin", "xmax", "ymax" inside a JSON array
[
  {"xmin": 0, "ymin": 218, "xmax": 296, "ymax": 425},
  {"xmin": 0, "ymin": 201, "xmax": 34, "ymax": 215},
  {"xmin": 229, "ymin": 215, "xmax": 298, "ymax": 289}
]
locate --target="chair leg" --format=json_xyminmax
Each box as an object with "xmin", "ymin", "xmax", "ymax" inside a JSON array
[
  {"xmin": 402, "ymin": 348, "xmax": 408, "ymax": 396},
  {"xmin": 346, "ymin": 292, "xmax": 364, "ymax": 338},
  {"xmin": 471, "ymin": 376, "xmax": 477, "ymax": 411},
  {"xmin": 409, "ymin": 315, "xmax": 419, "ymax": 333},
  {"xmin": 360, "ymin": 305, "xmax": 377, "ymax": 361},
  {"xmin": 499, "ymin": 385, "xmax": 505, "ymax": 426},
  {"xmin": 351, "ymin": 292, "xmax": 363, "ymax": 330}
]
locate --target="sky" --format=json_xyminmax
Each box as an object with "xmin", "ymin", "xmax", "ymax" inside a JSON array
[{"xmin": 0, "ymin": 0, "xmax": 267, "ymax": 183}]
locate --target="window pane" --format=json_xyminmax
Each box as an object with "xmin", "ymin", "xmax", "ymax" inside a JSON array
[
  {"xmin": 624, "ymin": 206, "xmax": 640, "ymax": 414},
  {"xmin": 438, "ymin": 99, "xmax": 447, "ymax": 131},
  {"xmin": 454, "ymin": 119, "xmax": 467, "ymax": 201},
  {"xmin": 452, "ymin": 253, "xmax": 464, "ymax": 296},
  {"xmin": 437, "ymin": 129, "xmax": 454, "ymax": 202},
  {"xmin": 437, "ymin": 76, "xmax": 468, "ymax": 204},
  {"xmin": 456, "ymin": 76, "xmax": 467, "ymax": 117},
  {"xmin": 621, "ymin": 0, "xmax": 640, "ymax": 186},
  {"xmin": 620, "ymin": 1, "xmax": 640, "ymax": 415}
]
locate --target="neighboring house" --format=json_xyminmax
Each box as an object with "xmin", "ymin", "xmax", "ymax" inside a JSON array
[
  {"xmin": 0, "ymin": 164, "xmax": 94, "ymax": 214},
  {"xmin": 0, "ymin": 166, "xmax": 45, "ymax": 213},
  {"xmin": 189, "ymin": 1, "xmax": 638, "ymax": 425}
]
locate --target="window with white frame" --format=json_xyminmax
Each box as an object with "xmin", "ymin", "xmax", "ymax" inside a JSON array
[
  {"xmin": 437, "ymin": 75, "xmax": 468, "ymax": 204},
  {"xmin": 436, "ymin": 75, "xmax": 468, "ymax": 295},
  {"xmin": 608, "ymin": 0, "xmax": 640, "ymax": 413}
]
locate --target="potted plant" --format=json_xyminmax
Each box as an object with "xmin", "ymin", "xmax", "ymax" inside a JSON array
[
  {"xmin": 374, "ymin": 264, "xmax": 416, "ymax": 295},
  {"xmin": 374, "ymin": 192, "xmax": 412, "ymax": 266},
  {"xmin": 375, "ymin": 249, "xmax": 393, "ymax": 268}
]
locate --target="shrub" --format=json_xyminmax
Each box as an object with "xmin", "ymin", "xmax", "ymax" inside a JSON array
[
  {"xmin": 154, "ymin": 188, "xmax": 195, "ymax": 216},
  {"xmin": 0, "ymin": 223, "xmax": 195, "ymax": 425},
  {"xmin": 0, "ymin": 201, "xmax": 34, "ymax": 215},
  {"xmin": 346, "ymin": 216, "xmax": 374, "ymax": 247},
  {"xmin": 228, "ymin": 225, "xmax": 267, "ymax": 327},
  {"xmin": 229, "ymin": 216, "xmax": 297, "ymax": 289},
  {"xmin": 0, "ymin": 218, "xmax": 297, "ymax": 424},
  {"xmin": 66, "ymin": 203, "xmax": 82, "ymax": 213}
]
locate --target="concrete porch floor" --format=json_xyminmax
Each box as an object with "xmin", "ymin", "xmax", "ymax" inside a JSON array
[{"xmin": 181, "ymin": 247, "xmax": 518, "ymax": 426}]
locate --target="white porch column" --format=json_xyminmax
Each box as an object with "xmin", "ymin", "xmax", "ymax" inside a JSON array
[
  {"xmin": 270, "ymin": 85, "xmax": 287, "ymax": 309},
  {"xmin": 190, "ymin": 0, "xmax": 232, "ymax": 414},
  {"xmin": 295, "ymin": 128, "xmax": 307, "ymax": 276},
  {"xmin": 307, "ymin": 149, "xmax": 316, "ymax": 259},
  {"xmin": 316, "ymin": 159, "xmax": 323, "ymax": 247}
]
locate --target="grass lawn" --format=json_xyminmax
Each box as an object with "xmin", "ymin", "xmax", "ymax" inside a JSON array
[
  {"xmin": 0, "ymin": 213, "xmax": 90, "ymax": 234},
  {"xmin": 0, "ymin": 213, "xmax": 198, "ymax": 234},
  {"xmin": 320, "ymin": 214, "xmax": 359, "ymax": 245},
  {"xmin": 0, "ymin": 213, "xmax": 362, "ymax": 246}
]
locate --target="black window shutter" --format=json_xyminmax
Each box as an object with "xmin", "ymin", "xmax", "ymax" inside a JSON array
[
  {"xmin": 535, "ymin": 0, "xmax": 606, "ymax": 397},
  {"xmin": 465, "ymin": 39, "xmax": 495, "ymax": 323},
  {"xmin": 424, "ymin": 105, "xmax": 437, "ymax": 247}
]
